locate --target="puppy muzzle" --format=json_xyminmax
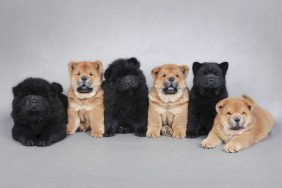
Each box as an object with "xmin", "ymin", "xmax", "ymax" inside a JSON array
[
  {"xmin": 117, "ymin": 75, "xmax": 140, "ymax": 92},
  {"xmin": 163, "ymin": 79, "xmax": 178, "ymax": 94}
]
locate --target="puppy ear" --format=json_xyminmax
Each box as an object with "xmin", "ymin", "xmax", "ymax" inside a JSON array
[
  {"xmin": 180, "ymin": 65, "xmax": 189, "ymax": 78},
  {"xmin": 192, "ymin": 62, "xmax": 202, "ymax": 75},
  {"xmin": 219, "ymin": 62, "xmax": 229, "ymax": 76},
  {"xmin": 242, "ymin": 94, "xmax": 256, "ymax": 112},
  {"xmin": 104, "ymin": 67, "xmax": 112, "ymax": 80},
  {"xmin": 50, "ymin": 82, "xmax": 63, "ymax": 94},
  {"xmin": 68, "ymin": 61, "xmax": 77, "ymax": 74},
  {"xmin": 93, "ymin": 60, "xmax": 103, "ymax": 79},
  {"xmin": 216, "ymin": 98, "xmax": 228, "ymax": 113},
  {"xmin": 12, "ymin": 84, "xmax": 22, "ymax": 97},
  {"xmin": 128, "ymin": 57, "xmax": 140, "ymax": 68},
  {"xmin": 151, "ymin": 66, "xmax": 161, "ymax": 78}
]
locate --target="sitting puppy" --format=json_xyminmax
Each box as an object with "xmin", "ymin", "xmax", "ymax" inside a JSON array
[
  {"xmin": 146, "ymin": 64, "xmax": 189, "ymax": 139},
  {"xmin": 67, "ymin": 61, "xmax": 105, "ymax": 137},
  {"xmin": 11, "ymin": 78, "xmax": 68, "ymax": 146},
  {"xmin": 103, "ymin": 57, "xmax": 148, "ymax": 137},
  {"xmin": 187, "ymin": 62, "xmax": 228, "ymax": 138},
  {"xmin": 201, "ymin": 95, "xmax": 274, "ymax": 153}
]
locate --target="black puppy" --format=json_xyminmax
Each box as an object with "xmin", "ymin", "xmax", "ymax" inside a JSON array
[
  {"xmin": 103, "ymin": 57, "xmax": 148, "ymax": 137},
  {"xmin": 187, "ymin": 62, "xmax": 228, "ymax": 138},
  {"xmin": 11, "ymin": 78, "xmax": 68, "ymax": 146}
]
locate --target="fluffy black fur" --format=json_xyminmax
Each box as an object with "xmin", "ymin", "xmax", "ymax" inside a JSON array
[
  {"xmin": 187, "ymin": 62, "xmax": 229, "ymax": 138},
  {"xmin": 11, "ymin": 78, "xmax": 68, "ymax": 146},
  {"xmin": 103, "ymin": 57, "xmax": 149, "ymax": 137}
]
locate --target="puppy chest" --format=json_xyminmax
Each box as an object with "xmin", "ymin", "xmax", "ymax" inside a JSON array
[{"xmin": 160, "ymin": 112, "xmax": 175, "ymax": 126}]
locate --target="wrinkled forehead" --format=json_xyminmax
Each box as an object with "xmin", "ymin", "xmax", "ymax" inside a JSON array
[
  {"xmin": 223, "ymin": 100, "xmax": 248, "ymax": 112},
  {"xmin": 199, "ymin": 63, "xmax": 221, "ymax": 73},
  {"xmin": 160, "ymin": 66, "xmax": 181, "ymax": 74},
  {"xmin": 75, "ymin": 63, "xmax": 96, "ymax": 72}
]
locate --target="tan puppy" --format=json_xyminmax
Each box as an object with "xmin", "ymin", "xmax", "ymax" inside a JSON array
[
  {"xmin": 201, "ymin": 94, "xmax": 274, "ymax": 153},
  {"xmin": 146, "ymin": 64, "xmax": 189, "ymax": 139},
  {"xmin": 67, "ymin": 61, "xmax": 105, "ymax": 138}
]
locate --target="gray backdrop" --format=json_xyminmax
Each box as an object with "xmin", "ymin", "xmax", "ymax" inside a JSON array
[{"xmin": 0, "ymin": 0, "xmax": 281, "ymax": 188}]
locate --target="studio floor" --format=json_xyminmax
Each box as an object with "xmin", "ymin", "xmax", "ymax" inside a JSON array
[{"xmin": 0, "ymin": 115, "xmax": 281, "ymax": 188}]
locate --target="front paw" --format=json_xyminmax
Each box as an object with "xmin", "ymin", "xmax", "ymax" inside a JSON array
[
  {"xmin": 186, "ymin": 130, "xmax": 199, "ymax": 139},
  {"xmin": 91, "ymin": 129, "xmax": 104, "ymax": 138},
  {"xmin": 201, "ymin": 138, "xmax": 217, "ymax": 149},
  {"xmin": 135, "ymin": 129, "xmax": 147, "ymax": 137},
  {"xmin": 37, "ymin": 138, "xmax": 53, "ymax": 147},
  {"xmin": 103, "ymin": 130, "xmax": 115, "ymax": 137},
  {"xmin": 67, "ymin": 124, "xmax": 77, "ymax": 135},
  {"xmin": 172, "ymin": 129, "xmax": 186, "ymax": 139},
  {"xmin": 18, "ymin": 137, "xmax": 36, "ymax": 146},
  {"xmin": 224, "ymin": 142, "xmax": 242, "ymax": 153},
  {"xmin": 146, "ymin": 127, "xmax": 161, "ymax": 138}
]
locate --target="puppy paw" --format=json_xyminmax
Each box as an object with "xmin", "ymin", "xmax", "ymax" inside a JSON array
[
  {"xmin": 146, "ymin": 127, "xmax": 161, "ymax": 138},
  {"xmin": 18, "ymin": 137, "xmax": 36, "ymax": 146},
  {"xmin": 78, "ymin": 123, "xmax": 89, "ymax": 132},
  {"xmin": 103, "ymin": 130, "xmax": 115, "ymax": 137},
  {"xmin": 135, "ymin": 129, "xmax": 146, "ymax": 137},
  {"xmin": 186, "ymin": 130, "xmax": 199, "ymax": 139},
  {"xmin": 91, "ymin": 129, "xmax": 104, "ymax": 138},
  {"xmin": 67, "ymin": 125, "xmax": 77, "ymax": 135},
  {"xmin": 117, "ymin": 126, "xmax": 131, "ymax": 134},
  {"xmin": 224, "ymin": 142, "xmax": 242, "ymax": 153},
  {"xmin": 172, "ymin": 130, "xmax": 186, "ymax": 139},
  {"xmin": 161, "ymin": 126, "xmax": 173, "ymax": 137},
  {"xmin": 37, "ymin": 139, "xmax": 52, "ymax": 147},
  {"xmin": 201, "ymin": 139, "xmax": 217, "ymax": 149}
]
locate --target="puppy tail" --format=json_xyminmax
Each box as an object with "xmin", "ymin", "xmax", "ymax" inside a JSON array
[{"xmin": 242, "ymin": 94, "xmax": 256, "ymax": 105}]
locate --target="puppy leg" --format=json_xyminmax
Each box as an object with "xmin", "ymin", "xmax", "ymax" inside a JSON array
[
  {"xmin": 89, "ymin": 105, "xmax": 104, "ymax": 138},
  {"xmin": 224, "ymin": 132, "xmax": 254, "ymax": 153},
  {"xmin": 201, "ymin": 130, "xmax": 222, "ymax": 149},
  {"xmin": 12, "ymin": 124, "xmax": 37, "ymax": 146},
  {"xmin": 187, "ymin": 111, "xmax": 201, "ymax": 138},
  {"xmin": 172, "ymin": 106, "xmax": 188, "ymax": 139},
  {"xmin": 67, "ymin": 107, "xmax": 80, "ymax": 135},
  {"xmin": 37, "ymin": 123, "xmax": 67, "ymax": 147},
  {"xmin": 133, "ymin": 120, "xmax": 147, "ymax": 137},
  {"xmin": 146, "ymin": 104, "xmax": 162, "ymax": 138}
]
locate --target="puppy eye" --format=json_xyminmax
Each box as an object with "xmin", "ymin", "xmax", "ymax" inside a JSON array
[
  {"xmin": 76, "ymin": 73, "xmax": 80, "ymax": 76},
  {"xmin": 162, "ymin": 74, "xmax": 166, "ymax": 78},
  {"xmin": 176, "ymin": 74, "xmax": 179, "ymax": 78},
  {"xmin": 90, "ymin": 73, "xmax": 93, "ymax": 76},
  {"xmin": 226, "ymin": 112, "xmax": 231, "ymax": 115},
  {"xmin": 242, "ymin": 112, "xmax": 247, "ymax": 115}
]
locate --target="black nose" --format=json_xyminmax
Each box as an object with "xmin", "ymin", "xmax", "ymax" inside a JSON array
[
  {"xmin": 208, "ymin": 78, "xmax": 214, "ymax": 84},
  {"xmin": 234, "ymin": 117, "xmax": 241, "ymax": 122},
  {"xmin": 81, "ymin": 77, "xmax": 87, "ymax": 81},
  {"xmin": 30, "ymin": 98, "xmax": 38, "ymax": 106},
  {"xmin": 168, "ymin": 77, "xmax": 175, "ymax": 82}
]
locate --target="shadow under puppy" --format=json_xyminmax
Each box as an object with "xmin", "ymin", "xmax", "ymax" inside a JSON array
[
  {"xmin": 146, "ymin": 64, "xmax": 189, "ymax": 138},
  {"xmin": 103, "ymin": 57, "xmax": 148, "ymax": 137},
  {"xmin": 11, "ymin": 78, "xmax": 68, "ymax": 146},
  {"xmin": 187, "ymin": 62, "xmax": 228, "ymax": 138},
  {"xmin": 201, "ymin": 95, "xmax": 274, "ymax": 153},
  {"xmin": 67, "ymin": 61, "xmax": 105, "ymax": 137}
]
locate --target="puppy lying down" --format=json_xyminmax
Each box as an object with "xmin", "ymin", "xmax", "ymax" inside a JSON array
[{"xmin": 201, "ymin": 94, "xmax": 274, "ymax": 153}]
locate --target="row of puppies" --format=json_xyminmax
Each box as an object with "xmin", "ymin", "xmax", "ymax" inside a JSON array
[{"xmin": 11, "ymin": 58, "xmax": 274, "ymax": 152}]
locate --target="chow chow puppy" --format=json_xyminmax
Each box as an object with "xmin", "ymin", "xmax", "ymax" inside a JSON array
[
  {"xmin": 11, "ymin": 78, "xmax": 68, "ymax": 146},
  {"xmin": 201, "ymin": 95, "xmax": 274, "ymax": 153},
  {"xmin": 67, "ymin": 61, "xmax": 105, "ymax": 137},
  {"xmin": 146, "ymin": 64, "xmax": 189, "ymax": 138},
  {"xmin": 187, "ymin": 62, "xmax": 228, "ymax": 138},
  {"xmin": 103, "ymin": 57, "xmax": 149, "ymax": 137}
]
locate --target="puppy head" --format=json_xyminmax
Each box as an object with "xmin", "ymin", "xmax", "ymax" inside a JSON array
[
  {"xmin": 12, "ymin": 78, "xmax": 63, "ymax": 123},
  {"xmin": 68, "ymin": 60, "xmax": 103, "ymax": 99},
  {"xmin": 151, "ymin": 64, "xmax": 189, "ymax": 95},
  {"xmin": 104, "ymin": 57, "xmax": 144, "ymax": 94},
  {"xmin": 192, "ymin": 62, "xmax": 228, "ymax": 97},
  {"xmin": 216, "ymin": 95, "xmax": 256, "ymax": 131}
]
